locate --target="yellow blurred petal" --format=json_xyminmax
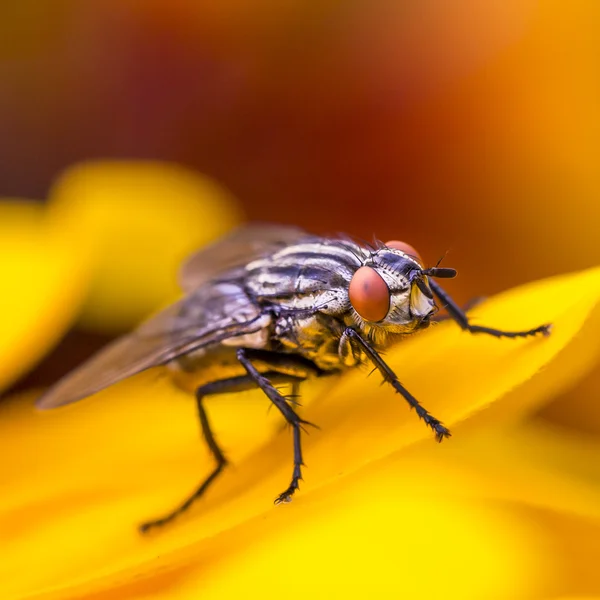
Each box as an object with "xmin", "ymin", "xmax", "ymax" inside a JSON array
[
  {"xmin": 47, "ymin": 161, "xmax": 242, "ymax": 333},
  {"xmin": 0, "ymin": 390, "xmax": 559, "ymax": 600},
  {"xmin": 394, "ymin": 421, "xmax": 600, "ymax": 529},
  {"xmin": 537, "ymin": 367, "xmax": 600, "ymax": 436},
  {"xmin": 551, "ymin": 597, "xmax": 600, "ymax": 600},
  {"xmin": 0, "ymin": 201, "xmax": 90, "ymax": 392},
  {"xmin": 511, "ymin": 506, "xmax": 600, "ymax": 600},
  {"xmin": 2, "ymin": 267, "xmax": 600, "ymax": 598},
  {"xmin": 177, "ymin": 470, "xmax": 554, "ymax": 600},
  {"xmin": 391, "ymin": 422, "xmax": 600, "ymax": 595}
]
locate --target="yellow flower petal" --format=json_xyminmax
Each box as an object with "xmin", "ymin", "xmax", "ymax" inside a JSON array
[
  {"xmin": 380, "ymin": 421, "xmax": 600, "ymax": 595},
  {"xmin": 0, "ymin": 390, "xmax": 559, "ymax": 600},
  {"xmin": 537, "ymin": 367, "xmax": 600, "ymax": 437},
  {"xmin": 552, "ymin": 597, "xmax": 600, "ymax": 600},
  {"xmin": 0, "ymin": 201, "xmax": 89, "ymax": 392},
  {"xmin": 2, "ymin": 266, "xmax": 600, "ymax": 599},
  {"xmin": 179, "ymin": 470, "xmax": 552, "ymax": 600},
  {"xmin": 47, "ymin": 161, "xmax": 242, "ymax": 333}
]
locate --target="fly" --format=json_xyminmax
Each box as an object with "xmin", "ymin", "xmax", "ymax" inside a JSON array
[{"xmin": 36, "ymin": 224, "xmax": 551, "ymax": 532}]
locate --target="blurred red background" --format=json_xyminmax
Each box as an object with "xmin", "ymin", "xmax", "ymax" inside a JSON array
[{"xmin": 2, "ymin": 0, "xmax": 600, "ymax": 423}]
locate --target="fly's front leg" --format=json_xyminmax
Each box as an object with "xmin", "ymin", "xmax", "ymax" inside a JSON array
[
  {"xmin": 429, "ymin": 280, "xmax": 551, "ymax": 338},
  {"xmin": 344, "ymin": 328, "xmax": 451, "ymax": 442},
  {"xmin": 236, "ymin": 348, "xmax": 314, "ymax": 505},
  {"xmin": 139, "ymin": 371, "xmax": 305, "ymax": 533},
  {"xmin": 431, "ymin": 296, "xmax": 484, "ymax": 323}
]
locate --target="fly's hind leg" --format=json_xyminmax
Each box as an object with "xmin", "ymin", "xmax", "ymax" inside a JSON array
[
  {"xmin": 236, "ymin": 348, "xmax": 317, "ymax": 505},
  {"xmin": 139, "ymin": 371, "xmax": 305, "ymax": 533}
]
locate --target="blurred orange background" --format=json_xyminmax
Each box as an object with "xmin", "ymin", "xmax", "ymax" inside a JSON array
[{"xmin": 1, "ymin": 1, "xmax": 600, "ymax": 426}]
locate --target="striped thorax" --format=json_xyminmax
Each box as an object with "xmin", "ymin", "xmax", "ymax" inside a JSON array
[{"xmin": 241, "ymin": 237, "xmax": 437, "ymax": 369}]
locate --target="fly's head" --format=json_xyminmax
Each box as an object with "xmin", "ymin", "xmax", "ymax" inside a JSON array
[{"xmin": 347, "ymin": 240, "xmax": 456, "ymax": 337}]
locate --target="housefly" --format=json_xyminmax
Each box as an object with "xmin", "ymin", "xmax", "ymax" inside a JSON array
[{"xmin": 37, "ymin": 224, "xmax": 551, "ymax": 532}]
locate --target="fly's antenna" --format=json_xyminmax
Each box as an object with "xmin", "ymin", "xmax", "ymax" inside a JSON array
[
  {"xmin": 422, "ymin": 267, "xmax": 457, "ymax": 279},
  {"xmin": 424, "ymin": 250, "xmax": 455, "ymax": 279}
]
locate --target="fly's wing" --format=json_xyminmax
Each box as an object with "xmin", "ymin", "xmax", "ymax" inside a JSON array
[
  {"xmin": 36, "ymin": 283, "xmax": 265, "ymax": 409},
  {"xmin": 179, "ymin": 223, "xmax": 307, "ymax": 293},
  {"xmin": 37, "ymin": 224, "xmax": 305, "ymax": 409}
]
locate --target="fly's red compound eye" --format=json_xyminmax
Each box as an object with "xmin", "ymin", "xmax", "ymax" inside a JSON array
[
  {"xmin": 385, "ymin": 240, "xmax": 422, "ymax": 265},
  {"xmin": 348, "ymin": 266, "xmax": 390, "ymax": 322}
]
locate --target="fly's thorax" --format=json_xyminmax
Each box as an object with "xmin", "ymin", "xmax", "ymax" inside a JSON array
[{"xmin": 244, "ymin": 238, "xmax": 365, "ymax": 316}]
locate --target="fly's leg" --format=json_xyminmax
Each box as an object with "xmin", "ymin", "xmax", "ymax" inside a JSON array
[
  {"xmin": 429, "ymin": 280, "xmax": 551, "ymax": 338},
  {"xmin": 236, "ymin": 348, "xmax": 313, "ymax": 505},
  {"xmin": 139, "ymin": 372, "xmax": 305, "ymax": 533},
  {"xmin": 344, "ymin": 328, "xmax": 451, "ymax": 442},
  {"xmin": 289, "ymin": 380, "xmax": 302, "ymax": 405},
  {"xmin": 431, "ymin": 296, "xmax": 484, "ymax": 323}
]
